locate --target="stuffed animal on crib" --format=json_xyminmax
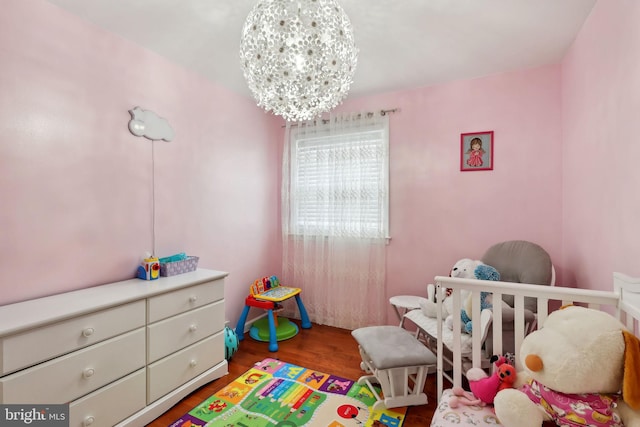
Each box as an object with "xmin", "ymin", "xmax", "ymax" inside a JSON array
[
  {"xmin": 459, "ymin": 290, "xmax": 493, "ymax": 333},
  {"xmin": 419, "ymin": 258, "xmax": 483, "ymax": 320},
  {"xmin": 460, "ymin": 264, "xmax": 500, "ymax": 334},
  {"xmin": 465, "ymin": 355, "xmax": 516, "ymax": 405},
  {"xmin": 449, "ymin": 386, "xmax": 486, "ymax": 408},
  {"xmin": 494, "ymin": 305, "xmax": 640, "ymax": 427},
  {"xmin": 449, "ymin": 262, "xmax": 501, "ymax": 333}
]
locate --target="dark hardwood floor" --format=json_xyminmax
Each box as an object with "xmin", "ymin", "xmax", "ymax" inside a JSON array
[{"xmin": 147, "ymin": 319, "xmax": 440, "ymax": 426}]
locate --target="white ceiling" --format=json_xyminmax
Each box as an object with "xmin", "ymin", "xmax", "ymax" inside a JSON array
[{"xmin": 46, "ymin": 0, "xmax": 596, "ymax": 100}]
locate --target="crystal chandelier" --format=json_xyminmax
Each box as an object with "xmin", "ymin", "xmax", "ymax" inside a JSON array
[{"xmin": 240, "ymin": 0, "xmax": 358, "ymax": 122}]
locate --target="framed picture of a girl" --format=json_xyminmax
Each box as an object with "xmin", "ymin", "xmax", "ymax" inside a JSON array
[{"xmin": 461, "ymin": 131, "xmax": 493, "ymax": 171}]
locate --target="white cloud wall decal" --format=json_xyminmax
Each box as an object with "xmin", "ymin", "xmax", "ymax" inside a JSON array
[{"xmin": 128, "ymin": 107, "xmax": 175, "ymax": 142}]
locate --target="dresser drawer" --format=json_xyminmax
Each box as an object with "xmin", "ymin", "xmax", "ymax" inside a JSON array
[
  {"xmin": 147, "ymin": 301, "xmax": 225, "ymax": 363},
  {"xmin": 147, "ymin": 331, "xmax": 224, "ymax": 404},
  {"xmin": 69, "ymin": 368, "xmax": 146, "ymax": 427},
  {"xmin": 0, "ymin": 300, "xmax": 145, "ymax": 376},
  {"xmin": 0, "ymin": 328, "xmax": 145, "ymax": 404},
  {"xmin": 147, "ymin": 279, "xmax": 224, "ymax": 323}
]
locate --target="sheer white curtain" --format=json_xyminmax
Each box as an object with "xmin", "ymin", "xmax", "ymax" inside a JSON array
[{"xmin": 281, "ymin": 111, "xmax": 389, "ymax": 330}]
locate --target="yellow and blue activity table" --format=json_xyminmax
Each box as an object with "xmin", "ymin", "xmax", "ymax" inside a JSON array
[{"xmin": 235, "ymin": 276, "xmax": 311, "ymax": 351}]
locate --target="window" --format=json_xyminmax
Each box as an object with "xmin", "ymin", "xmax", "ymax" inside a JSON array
[{"xmin": 284, "ymin": 114, "xmax": 389, "ymax": 239}]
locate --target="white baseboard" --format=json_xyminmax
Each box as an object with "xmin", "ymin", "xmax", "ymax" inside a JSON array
[
  {"xmin": 225, "ymin": 313, "xmax": 268, "ymax": 333},
  {"xmin": 243, "ymin": 312, "xmax": 268, "ymax": 333}
]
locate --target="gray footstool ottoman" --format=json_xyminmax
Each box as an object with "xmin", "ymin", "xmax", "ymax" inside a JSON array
[{"xmin": 351, "ymin": 325, "xmax": 437, "ymax": 410}]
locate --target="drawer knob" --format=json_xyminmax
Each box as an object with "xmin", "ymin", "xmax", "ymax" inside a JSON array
[
  {"xmin": 189, "ymin": 324, "xmax": 198, "ymax": 332},
  {"xmin": 83, "ymin": 368, "xmax": 95, "ymax": 378},
  {"xmin": 189, "ymin": 359, "xmax": 197, "ymax": 368},
  {"xmin": 83, "ymin": 416, "xmax": 95, "ymax": 426},
  {"xmin": 189, "ymin": 296, "xmax": 198, "ymax": 303},
  {"xmin": 82, "ymin": 327, "xmax": 95, "ymax": 337}
]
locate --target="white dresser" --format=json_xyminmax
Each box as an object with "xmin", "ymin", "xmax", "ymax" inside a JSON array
[{"xmin": 0, "ymin": 268, "xmax": 228, "ymax": 427}]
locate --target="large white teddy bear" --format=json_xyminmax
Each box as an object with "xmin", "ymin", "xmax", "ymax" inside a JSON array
[
  {"xmin": 419, "ymin": 258, "xmax": 481, "ymax": 320},
  {"xmin": 494, "ymin": 305, "xmax": 640, "ymax": 427}
]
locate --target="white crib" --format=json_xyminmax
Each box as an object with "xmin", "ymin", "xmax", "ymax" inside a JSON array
[{"xmin": 428, "ymin": 272, "xmax": 640, "ymax": 426}]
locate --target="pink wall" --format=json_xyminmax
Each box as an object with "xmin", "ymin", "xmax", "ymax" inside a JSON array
[
  {"xmin": 561, "ymin": 1, "xmax": 640, "ymax": 290},
  {"xmin": 6, "ymin": 0, "xmax": 628, "ymax": 329},
  {"xmin": 0, "ymin": 0, "xmax": 281, "ymax": 327},
  {"xmin": 306, "ymin": 65, "xmax": 565, "ymax": 322}
]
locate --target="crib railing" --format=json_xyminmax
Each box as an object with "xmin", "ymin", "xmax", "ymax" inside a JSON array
[
  {"xmin": 616, "ymin": 272, "xmax": 640, "ymax": 333},
  {"xmin": 433, "ymin": 272, "xmax": 640, "ymax": 400}
]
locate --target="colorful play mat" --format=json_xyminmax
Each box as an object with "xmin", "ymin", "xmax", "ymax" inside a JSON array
[{"xmin": 169, "ymin": 358, "xmax": 407, "ymax": 426}]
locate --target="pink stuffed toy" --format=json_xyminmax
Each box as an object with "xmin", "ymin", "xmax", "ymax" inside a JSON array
[
  {"xmin": 449, "ymin": 386, "xmax": 485, "ymax": 408},
  {"xmin": 467, "ymin": 355, "xmax": 516, "ymax": 405}
]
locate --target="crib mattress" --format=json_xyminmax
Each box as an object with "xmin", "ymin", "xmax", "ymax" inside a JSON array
[
  {"xmin": 430, "ymin": 388, "xmax": 502, "ymax": 427},
  {"xmin": 404, "ymin": 309, "xmax": 474, "ymax": 355}
]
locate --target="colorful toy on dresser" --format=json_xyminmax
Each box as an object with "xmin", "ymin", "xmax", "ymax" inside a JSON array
[
  {"xmin": 136, "ymin": 252, "xmax": 199, "ymax": 280},
  {"xmin": 137, "ymin": 255, "xmax": 160, "ymax": 280}
]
